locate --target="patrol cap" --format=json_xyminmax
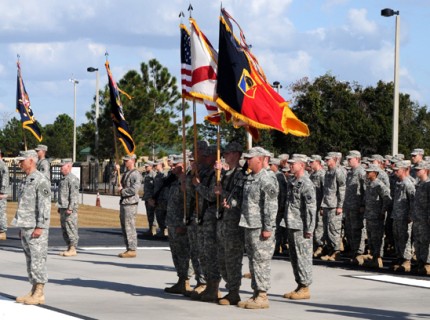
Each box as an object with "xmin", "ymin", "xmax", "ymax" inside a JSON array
[
  {"xmin": 192, "ymin": 140, "xmax": 209, "ymax": 153},
  {"xmin": 415, "ymin": 161, "xmax": 429, "ymax": 170},
  {"xmin": 309, "ymin": 155, "xmax": 322, "ymax": 162},
  {"xmin": 365, "ymin": 164, "xmax": 381, "ymax": 172},
  {"xmin": 123, "ymin": 154, "xmax": 137, "ymax": 161},
  {"xmin": 424, "ymin": 156, "xmax": 430, "ymax": 162},
  {"xmin": 325, "ymin": 152, "xmax": 338, "ymax": 160},
  {"xmin": 411, "ymin": 148, "xmax": 424, "ymax": 156},
  {"xmin": 369, "ymin": 154, "xmax": 384, "ymax": 162},
  {"xmin": 243, "ymin": 146, "xmax": 267, "ymax": 159},
  {"xmin": 144, "ymin": 160, "xmax": 154, "ymax": 166},
  {"xmin": 282, "ymin": 166, "xmax": 290, "ymax": 172},
  {"xmin": 394, "ymin": 153, "xmax": 405, "ymax": 160},
  {"xmin": 278, "ymin": 154, "xmax": 289, "ymax": 161},
  {"xmin": 35, "ymin": 144, "xmax": 48, "ymax": 151},
  {"xmin": 385, "ymin": 155, "xmax": 393, "ymax": 161},
  {"xmin": 288, "ymin": 154, "xmax": 308, "ymax": 163},
  {"xmin": 393, "ymin": 160, "xmax": 410, "ymax": 170},
  {"xmin": 172, "ymin": 156, "xmax": 184, "ymax": 165},
  {"xmin": 60, "ymin": 158, "xmax": 73, "ymax": 165},
  {"xmin": 203, "ymin": 145, "xmax": 218, "ymax": 156},
  {"xmin": 223, "ymin": 141, "xmax": 243, "ymax": 154},
  {"xmin": 346, "ymin": 150, "xmax": 361, "ymax": 159},
  {"xmin": 155, "ymin": 160, "xmax": 164, "ymax": 165},
  {"xmin": 269, "ymin": 158, "xmax": 280, "ymax": 166},
  {"xmin": 16, "ymin": 150, "xmax": 38, "ymax": 161}
]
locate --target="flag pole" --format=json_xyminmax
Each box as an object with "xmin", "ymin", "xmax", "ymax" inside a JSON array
[
  {"xmin": 216, "ymin": 123, "xmax": 221, "ymax": 218},
  {"xmin": 192, "ymin": 100, "xmax": 200, "ymax": 221},
  {"xmin": 181, "ymin": 97, "xmax": 188, "ymax": 224}
]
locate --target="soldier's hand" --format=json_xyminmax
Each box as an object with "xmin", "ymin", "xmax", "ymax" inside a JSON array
[
  {"xmin": 214, "ymin": 185, "xmax": 222, "ymax": 195},
  {"xmin": 0, "ymin": 194, "xmax": 7, "ymax": 200},
  {"xmin": 192, "ymin": 176, "xmax": 200, "ymax": 186},
  {"xmin": 214, "ymin": 160, "xmax": 223, "ymax": 171},
  {"xmin": 118, "ymin": 186, "xmax": 123, "ymax": 192},
  {"xmin": 148, "ymin": 199, "xmax": 156, "ymax": 207},
  {"xmin": 66, "ymin": 210, "xmax": 72, "ymax": 215},
  {"xmin": 320, "ymin": 208, "xmax": 324, "ymax": 216},
  {"xmin": 261, "ymin": 230, "xmax": 272, "ymax": 240},
  {"xmin": 175, "ymin": 227, "xmax": 187, "ymax": 235},
  {"xmin": 336, "ymin": 207, "xmax": 343, "ymax": 215},
  {"xmin": 57, "ymin": 208, "xmax": 60, "ymax": 213},
  {"xmin": 304, "ymin": 232, "xmax": 313, "ymax": 239},
  {"xmin": 31, "ymin": 228, "xmax": 43, "ymax": 238},
  {"xmin": 222, "ymin": 199, "xmax": 231, "ymax": 209}
]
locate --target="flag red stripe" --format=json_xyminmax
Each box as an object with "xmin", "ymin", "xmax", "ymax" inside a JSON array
[{"xmin": 192, "ymin": 66, "xmax": 217, "ymax": 85}]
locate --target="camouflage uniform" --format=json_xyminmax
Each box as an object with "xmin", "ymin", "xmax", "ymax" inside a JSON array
[
  {"xmin": 217, "ymin": 166, "xmax": 245, "ymax": 292},
  {"xmin": 166, "ymin": 175, "xmax": 191, "ymax": 280},
  {"xmin": 343, "ymin": 165, "xmax": 366, "ymax": 257},
  {"xmin": 309, "ymin": 166, "xmax": 325, "ymax": 248},
  {"xmin": 285, "ymin": 171, "xmax": 316, "ymax": 287},
  {"xmin": 142, "ymin": 169, "xmax": 156, "ymax": 229},
  {"xmin": 321, "ymin": 164, "xmax": 346, "ymax": 252},
  {"xmin": 392, "ymin": 177, "xmax": 415, "ymax": 261},
  {"xmin": 58, "ymin": 171, "xmax": 80, "ymax": 247},
  {"xmin": 154, "ymin": 170, "xmax": 168, "ymax": 233},
  {"xmin": 119, "ymin": 168, "xmax": 142, "ymax": 251},
  {"xmin": 36, "ymin": 158, "xmax": 51, "ymax": 181},
  {"xmin": 412, "ymin": 176, "xmax": 430, "ymax": 265},
  {"xmin": 274, "ymin": 170, "xmax": 288, "ymax": 254},
  {"xmin": 0, "ymin": 159, "xmax": 9, "ymax": 234},
  {"xmin": 240, "ymin": 168, "xmax": 278, "ymax": 292},
  {"xmin": 12, "ymin": 169, "xmax": 51, "ymax": 285},
  {"xmin": 364, "ymin": 177, "xmax": 391, "ymax": 258}
]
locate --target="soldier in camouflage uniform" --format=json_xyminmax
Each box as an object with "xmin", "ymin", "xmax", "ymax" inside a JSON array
[
  {"xmin": 0, "ymin": 150, "xmax": 10, "ymax": 240},
  {"xmin": 343, "ymin": 151, "xmax": 366, "ymax": 263},
  {"xmin": 363, "ymin": 164, "xmax": 391, "ymax": 268},
  {"xmin": 391, "ymin": 160, "xmax": 415, "ymax": 272},
  {"xmin": 57, "ymin": 159, "xmax": 80, "ymax": 257},
  {"xmin": 12, "ymin": 150, "xmax": 51, "ymax": 305},
  {"xmin": 35, "ymin": 144, "xmax": 50, "ymax": 181},
  {"xmin": 142, "ymin": 161, "xmax": 157, "ymax": 235},
  {"xmin": 410, "ymin": 148, "xmax": 425, "ymax": 181},
  {"xmin": 152, "ymin": 160, "xmax": 168, "ymax": 237},
  {"xmin": 369, "ymin": 154, "xmax": 390, "ymax": 188},
  {"xmin": 320, "ymin": 152, "xmax": 346, "ymax": 261},
  {"xmin": 271, "ymin": 157, "xmax": 288, "ymax": 256},
  {"xmin": 411, "ymin": 161, "xmax": 430, "ymax": 274},
  {"xmin": 309, "ymin": 155, "xmax": 325, "ymax": 257},
  {"xmin": 238, "ymin": 147, "xmax": 278, "ymax": 309},
  {"xmin": 117, "ymin": 154, "xmax": 142, "ymax": 258},
  {"xmin": 164, "ymin": 157, "xmax": 193, "ymax": 295},
  {"xmin": 214, "ymin": 142, "xmax": 246, "ymax": 306},
  {"xmin": 283, "ymin": 154, "xmax": 316, "ymax": 300}
]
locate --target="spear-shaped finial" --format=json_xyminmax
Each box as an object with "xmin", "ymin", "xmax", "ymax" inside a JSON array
[
  {"xmin": 17, "ymin": 54, "xmax": 20, "ymax": 63},
  {"xmin": 188, "ymin": 3, "xmax": 193, "ymax": 18},
  {"xmin": 105, "ymin": 51, "xmax": 109, "ymax": 61}
]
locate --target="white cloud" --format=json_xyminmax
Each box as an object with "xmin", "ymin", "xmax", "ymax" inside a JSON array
[{"xmin": 347, "ymin": 8, "xmax": 377, "ymax": 35}]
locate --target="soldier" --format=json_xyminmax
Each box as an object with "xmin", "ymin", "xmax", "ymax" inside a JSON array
[
  {"xmin": 57, "ymin": 159, "xmax": 80, "ymax": 257},
  {"xmin": 215, "ymin": 142, "xmax": 246, "ymax": 306},
  {"xmin": 164, "ymin": 157, "xmax": 192, "ymax": 294},
  {"xmin": 12, "ymin": 150, "xmax": 51, "ymax": 305},
  {"xmin": 309, "ymin": 155, "xmax": 325, "ymax": 258},
  {"xmin": 271, "ymin": 157, "xmax": 288, "ymax": 256},
  {"xmin": 369, "ymin": 154, "xmax": 390, "ymax": 188},
  {"xmin": 410, "ymin": 148, "xmax": 425, "ymax": 180},
  {"xmin": 363, "ymin": 164, "xmax": 391, "ymax": 268},
  {"xmin": 391, "ymin": 160, "xmax": 415, "ymax": 272},
  {"xmin": 0, "ymin": 150, "xmax": 10, "ymax": 240},
  {"xmin": 117, "ymin": 154, "xmax": 142, "ymax": 258},
  {"xmin": 238, "ymin": 147, "xmax": 278, "ymax": 309},
  {"xmin": 411, "ymin": 161, "xmax": 430, "ymax": 274},
  {"xmin": 35, "ymin": 144, "xmax": 50, "ymax": 181},
  {"xmin": 152, "ymin": 160, "xmax": 168, "ymax": 237},
  {"xmin": 343, "ymin": 151, "xmax": 366, "ymax": 263},
  {"xmin": 283, "ymin": 154, "xmax": 316, "ymax": 300},
  {"xmin": 320, "ymin": 152, "xmax": 346, "ymax": 261},
  {"xmin": 142, "ymin": 161, "xmax": 157, "ymax": 235}
]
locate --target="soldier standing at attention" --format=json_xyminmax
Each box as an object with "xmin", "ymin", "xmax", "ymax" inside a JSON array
[
  {"xmin": 117, "ymin": 154, "xmax": 142, "ymax": 258},
  {"xmin": 320, "ymin": 152, "xmax": 346, "ymax": 261},
  {"xmin": 35, "ymin": 145, "xmax": 50, "ymax": 181},
  {"xmin": 283, "ymin": 154, "xmax": 316, "ymax": 300},
  {"xmin": 410, "ymin": 148, "xmax": 425, "ymax": 181},
  {"xmin": 12, "ymin": 150, "xmax": 51, "ymax": 305},
  {"xmin": 152, "ymin": 160, "xmax": 168, "ymax": 237},
  {"xmin": 57, "ymin": 159, "xmax": 80, "ymax": 257},
  {"xmin": 0, "ymin": 150, "xmax": 10, "ymax": 240},
  {"xmin": 309, "ymin": 155, "xmax": 325, "ymax": 258},
  {"xmin": 142, "ymin": 161, "xmax": 156, "ymax": 235},
  {"xmin": 238, "ymin": 147, "xmax": 278, "ymax": 309}
]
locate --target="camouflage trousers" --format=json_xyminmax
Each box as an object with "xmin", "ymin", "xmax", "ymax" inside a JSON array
[
  {"xmin": 186, "ymin": 220, "xmax": 205, "ymax": 284},
  {"xmin": 288, "ymin": 229, "xmax": 313, "ymax": 286},
  {"xmin": 366, "ymin": 218, "xmax": 385, "ymax": 257},
  {"xmin": 168, "ymin": 226, "xmax": 192, "ymax": 279},
  {"xmin": 59, "ymin": 208, "xmax": 79, "ymax": 247},
  {"xmin": 343, "ymin": 207, "xmax": 365, "ymax": 256},
  {"xmin": 322, "ymin": 208, "xmax": 343, "ymax": 252},
  {"xmin": 201, "ymin": 209, "xmax": 220, "ymax": 281},
  {"xmin": 21, "ymin": 227, "xmax": 49, "ymax": 284},
  {"xmin": 0, "ymin": 198, "xmax": 7, "ymax": 232},
  {"xmin": 275, "ymin": 212, "xmax": 288, "ymax": 251},
  {"xmin": 144, "ymin": 201, "xmax": 156, "ymax": 227},
  {"xmin": 313, "ymin": 209, "xmax": 324, "ymax": 247},
  {"xmin": 392, "ymin": 219, "xmax": 413, "ymax": 260},
  {"xmin": 217, "ymin": 217, "xmax": 244, "ymax": 291},
  {"xmin": 155, "ymin": 208, "xmax": 167, "ymax": 231},
  {"xmin": 120, "ymin": 204, "xmax": 138, "ymax": 251},
  {"xmin": 244, "ymin": 228, "xmax": 275, "ymax": 292},
  {"xmin": 413, "ymin": 221, "xmax": 430, "ymax": 264}
]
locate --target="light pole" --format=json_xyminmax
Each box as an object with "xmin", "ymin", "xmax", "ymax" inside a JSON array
[
  {"xmin": 381, "ymin": 8, "xmax": 400, "ymax": 155},
  {"xmin": 272, "ymin": 81, "xmax": 282, "ymax": 94},
  {"xmin": 87, "ymin": 67, "xmax": 99, "ymax": 192},
  {"xmin": 69, "ymin": 78, "xmax": 79, "ymax": 162}
]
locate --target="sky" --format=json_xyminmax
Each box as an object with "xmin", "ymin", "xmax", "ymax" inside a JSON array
[{"xmin": 0, "ymin": 0, "xmax": 429, "ymax": 129}]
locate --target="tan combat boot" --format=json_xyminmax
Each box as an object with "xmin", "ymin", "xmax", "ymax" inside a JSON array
[
  {"xmin": 313, "ymin": 246, "xmax": 323, "ymax": 258},
  {"xmin": 245, "ymin": 291, "xmax": 269, "ymax": 309},
  {"xmin": 151, "ymin": 225, "xmax": 157, "ymax": 236},
  {"xmin": 0, "ymin": 232, "xmax": 6, "ymax": 240},
  {"xmin": 164, "ymin": 278, "xmax": 186, "ymax": 294},
  {"xmin": 283, "ymin": 284, "xmax": 301, "ymax": 299},
  {"xmin": 118, "ymin": 250, "xmax": 137, "ymax": 258},
  {"xmin": 327, "ymin": 251, "xmax": 341, "ymax": 261},
  {"xmin": 290, "ymin": 286, "xmax": 310, "ymax": 300},
  {"xmin": 320, "ymin": 250, "xmax": 333, "ymax": 261},
  {"xmin": 424, "ymin": 264, "xmax": 430, "ymax": 275},
  {"xmin": 399, "ymin": 260, "xmax": 411, "ymax": 272},
  {"xmin": 190, "ymin": 283, "xmax": 208, "ymax": 300},
  {"xmin": 60, "ymin": 246, "xmax": 77, "ymax": 257},
  {"xmin": 242, "ymin": 272, "xmax": 252, "ymax": 279},
  {"xmin": 16, "ymin": 284, "xmax": 35, "ymax": 303},
  {"xmin": 200, "ymin": 280, "xmax": 220, "ymax": 302},
  {"xmin": 237, "ymin": 290, "xmax": 257, "ymax": 308},
  {"xmin": 219, "ymin": 290, "xmax": 241, "ymax": 306},
  {"xmin": 367, "ymin": 256, "xmax": 383, "ymax": 269},
  {"xmin": 23, "ymin": 283, "xmax": 45, "ymax": 305}
]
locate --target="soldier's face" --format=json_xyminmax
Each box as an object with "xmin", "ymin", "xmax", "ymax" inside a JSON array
[
  {"xmin": 19, "ymin": 158, "xmax": 32, "ymax": 174},
  {"xmin": 411, "ymin": 154, "xmax": 422, "ymax": 164}
]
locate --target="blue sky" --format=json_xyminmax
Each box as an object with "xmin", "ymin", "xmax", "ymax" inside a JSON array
[{"xmin": 0, "ymin": 0, "xmax": 428, "ymax": 128}]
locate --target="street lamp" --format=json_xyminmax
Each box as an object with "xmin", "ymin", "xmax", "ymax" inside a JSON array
[
  {"xmin": 381, "ymin": 8, "xmax": 400, "ymax": 155},
  {"xmin": 272, "ymin": 81, "xmax": 282, "ymax": 94},
  {"xmin": 87, "ymin": 67, "xmax": 100, "ymax": 193},
  {"xmin": 69, "ymin": 78, "xmax": 79, "ymax": 162}
]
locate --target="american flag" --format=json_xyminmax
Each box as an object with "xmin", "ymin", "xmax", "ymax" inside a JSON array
[{"xmin": 180, "ymin": 24, "xmax": 192, "ymax": 100}]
